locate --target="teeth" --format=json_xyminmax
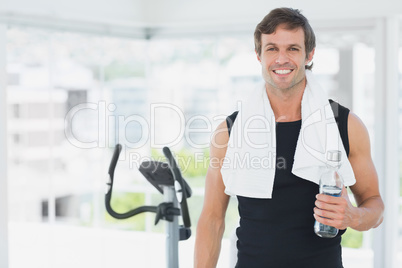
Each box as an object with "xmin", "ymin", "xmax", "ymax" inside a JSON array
[{"xmin": 274, "ymin": 69, "xmax": 291, "ymax": 74}]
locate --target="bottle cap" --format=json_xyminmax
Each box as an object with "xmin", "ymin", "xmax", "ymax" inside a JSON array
[{"xmin": 326, "ymin": 150, "xmax": 341, "ymax": 162}]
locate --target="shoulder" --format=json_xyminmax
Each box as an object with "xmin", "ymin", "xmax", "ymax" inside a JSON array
[
  {"xmin": 347, "ymin": 112, "xmax": 371, "ymax": 158},
  {"xmin": 210, "ymin": 111, "xmax": 239, "ymax": 161},
  {"xmin": 210, "ymin": 120, "xmax": 230, "ymax": 160}
]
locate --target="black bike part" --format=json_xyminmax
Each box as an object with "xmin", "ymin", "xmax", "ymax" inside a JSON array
[
  {"xmin": 179, "ymin": 226, "xmax": 192, "ymax": 241},
  {"xmin": 108, "ymin": 144, "xmax": 122, "ymax": 178},
  {"xmin": 162, "ymin": 147, "xmax": 191, "ymax": 228},
  {"xmin": 154, "ymin": 202, "xmax": 181, "ymax": 225},
  {"xmin": 139, "ymin": 161, "xmax": 192, "ymax": 198},
  {"xmin": 105, "ymin": 144, "xmax": 158, "ymax": 220},
  {"xmin": 139, "ymin": 161, "xmax": 174, "ymax": 194}
]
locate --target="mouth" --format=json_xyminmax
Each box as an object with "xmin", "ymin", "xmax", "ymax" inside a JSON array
[{"xmin": 273, "ymin": 69, "xmax": 293, "ymax": 75}]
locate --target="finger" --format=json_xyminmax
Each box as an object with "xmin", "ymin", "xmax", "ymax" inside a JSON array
[
  {"xmin": 313, "ymin": 213, "xmax": 341, "ymax": 228},
  {"xmin": 314, "ymin": 207, "xmax": 340, "ymax": 220},
  {"xmin": 315, "ymin": 199, "xmax": 347, "ymax": 215},
  {"xmin": 315, "ymin": 197, "xmax": 342, "ymax": 208},
  {"xmin": 316, "ymin": 193, "xmax": 340, "ymax": 204},
  {"xmin": 315, "ymin": 199, "xmax": 330, "ymax": 210}
]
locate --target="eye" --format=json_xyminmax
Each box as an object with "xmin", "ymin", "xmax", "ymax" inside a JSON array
[
  {"xmin": 266, "ymin": 47, "xmax": 276, "ymax": 52},
  {"xmin": 289, "ymin": 47, "xmax": 300, "ymax": 51}
]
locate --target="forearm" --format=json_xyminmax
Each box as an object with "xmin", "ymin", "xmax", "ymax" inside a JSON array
[
  {"xmin": 350, "ymin": 196, "xmax": 384, "ymax": 231},
  {"xmin": 194, "ymin": 216, "xmax": 225, "ymax": 268}
]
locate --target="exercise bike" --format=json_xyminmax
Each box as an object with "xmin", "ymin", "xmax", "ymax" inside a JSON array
[{"xmin": 105, "ymin": 144, "xmax": 192, "ymax": 268}]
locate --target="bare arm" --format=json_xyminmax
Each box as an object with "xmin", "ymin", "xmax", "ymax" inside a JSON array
[
  {"xmin": 194, "ymin": 121, "xmax": 231, "ymax": 268},
  {"xmin": 347, "ymin": 112, "xmax": 384, "ymax": 230},
  {"xmin": 314, "ymin": 112, "xmax": 384, "ymax": 231}
]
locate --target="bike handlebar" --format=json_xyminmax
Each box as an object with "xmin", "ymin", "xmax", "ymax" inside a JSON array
[{"xmin": 105, "ymin": 144, "xmax": 157, "ymax": 219}]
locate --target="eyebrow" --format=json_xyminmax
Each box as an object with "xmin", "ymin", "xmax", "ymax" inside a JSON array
[{"xmin": 264, "ymin": 43, "xmax": 303, "ymax": 49}]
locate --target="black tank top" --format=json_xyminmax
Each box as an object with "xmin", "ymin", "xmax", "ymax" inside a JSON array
[{"xmin": 226, "ymin": 100, "xmax": 350, "ymax": 268}]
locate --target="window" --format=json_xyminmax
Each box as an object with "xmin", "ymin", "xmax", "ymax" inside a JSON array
[
  {"xmin": 6, "ymin": 27, "xmax": 260, "ymax": 267},
  {"xmin": 6, "ymin": 23, "xmax": 390, "ymax": 267}
]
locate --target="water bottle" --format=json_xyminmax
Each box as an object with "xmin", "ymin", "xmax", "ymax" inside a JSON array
[{"xmin": 314, "ymin": 150, "xmax": 343, "ymax": 238}]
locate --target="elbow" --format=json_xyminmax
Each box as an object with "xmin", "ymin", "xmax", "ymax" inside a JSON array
[
  {"xmin": 373, "ymin": 216, "xmax": 384, "ymax": 229},
  {"xmin": 354, "ymin": 196, "xmax": 384, "ymax": 231},
  {"xmin": 373, "ymin": 201, "xmax": 385, "ymax": 229},
  {"xmin": 371, "ymin": 198, "xmax": 385, "ymax": 229}
]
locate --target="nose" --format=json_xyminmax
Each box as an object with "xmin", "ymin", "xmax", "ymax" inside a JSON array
[{"xmin": 275, "ymin": 51, "xmax": 289, "ymax": 64}]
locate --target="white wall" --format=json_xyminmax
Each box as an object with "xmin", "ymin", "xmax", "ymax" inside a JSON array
[
  {"xmin": 1, "ymin": 0, "xmax": 402, "ymax": 31},
  {"xmin": 142, "ymin": 0, "xmax": 402, "ymax": 25},
  {"xmin": 0, "ymin": 21, "xmax": 8, "ymax": 268},
  {"xmin": 2, "ymin": 0, "xmax": 147, "ymax": 25}
]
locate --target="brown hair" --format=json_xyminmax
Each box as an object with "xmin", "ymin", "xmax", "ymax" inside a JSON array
[{"xmin": 254, "ymin": 8, "xmax": 316, "ymax": 70}]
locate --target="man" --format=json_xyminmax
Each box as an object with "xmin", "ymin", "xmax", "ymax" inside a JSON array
[{"xmin": 194, "ymin": 7, "xmax": 384, "ymax": 268}]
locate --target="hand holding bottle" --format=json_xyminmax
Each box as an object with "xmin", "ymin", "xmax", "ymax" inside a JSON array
[{"xmin": 314, "ymin": 186, "xmax": 358, "ymax": 234}]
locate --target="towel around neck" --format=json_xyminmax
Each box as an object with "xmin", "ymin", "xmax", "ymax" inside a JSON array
[{"xmin": 220, "ymin": 70, "xmax": 356, "ymax": 199}]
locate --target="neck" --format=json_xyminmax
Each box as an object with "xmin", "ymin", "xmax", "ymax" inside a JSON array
[{"xmin": 266, "ymin": 79, "xmax": 306, "ymax": 122}]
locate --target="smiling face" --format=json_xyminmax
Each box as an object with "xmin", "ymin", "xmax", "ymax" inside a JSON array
[{"xmin": 257, "ymin": 25, "xmax": 314, "ymax": 93}]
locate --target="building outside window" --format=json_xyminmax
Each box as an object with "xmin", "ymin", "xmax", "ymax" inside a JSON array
[{"xmin": 5, "ymin": 22, "xmax": 401, "ymax": 267}]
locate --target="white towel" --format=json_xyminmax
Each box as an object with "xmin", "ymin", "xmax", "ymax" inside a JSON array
[{"xmin": 221, "ymin": 70, "xmax": 356, "ymax": 198}]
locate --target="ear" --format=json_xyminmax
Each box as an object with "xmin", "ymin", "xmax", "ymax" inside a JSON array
[
  {"xmin": 305, "ymin": 48, "xmax": 315, "ymax": 65},
  {"xmin": 255, "ymin": 50, "xmax": 262, "ymax": 63}
]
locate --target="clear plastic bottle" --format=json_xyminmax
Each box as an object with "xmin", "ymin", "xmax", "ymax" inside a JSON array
[{"xmin": 314, "ymin": 150, "xmax": 343, "ymax": 238}]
